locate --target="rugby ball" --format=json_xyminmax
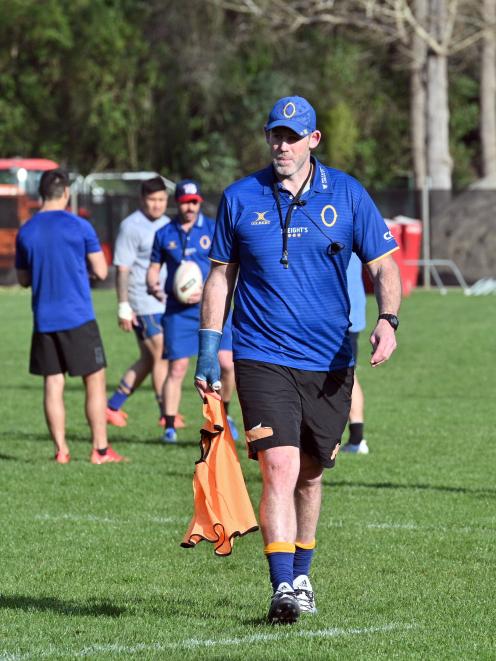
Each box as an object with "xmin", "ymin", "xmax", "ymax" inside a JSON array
[{"xmin": 173, "ymin": 260, "xmax": 203, "ymax": 304}]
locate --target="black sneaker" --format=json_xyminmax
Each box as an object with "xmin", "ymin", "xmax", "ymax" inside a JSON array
[{"xmin": 267, "ymin": 581, "xmax": 300, "ymax": 624}]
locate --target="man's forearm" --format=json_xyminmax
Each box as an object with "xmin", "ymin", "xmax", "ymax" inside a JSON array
[
  {"xmin": 200, "ymin": 263, "xmax": 237, "ymax": 330},
  {"xmin": 368, "ymin": 256, "xmax": 402, "ymax": 315},
  {"xmin": 116, "ymin": 267, "xmax": 130, "ymax": 303}
]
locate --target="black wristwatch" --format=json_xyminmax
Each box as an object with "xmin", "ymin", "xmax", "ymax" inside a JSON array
[{"xmin": 378, "ymin": 313, "xmax": 399, "ymax": 331}]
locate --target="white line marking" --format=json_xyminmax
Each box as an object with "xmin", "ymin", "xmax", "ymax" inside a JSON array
[
  {"xmin": 33, "ymin": 513, "xmax": 188, "ymax": 525},
  {"xmin": 32, "ymin": 513, "xmax": 495, "ymax": 536},
  {"xmin": 0, "ymin": 622, "xmax": 416, "ymax": 660}
]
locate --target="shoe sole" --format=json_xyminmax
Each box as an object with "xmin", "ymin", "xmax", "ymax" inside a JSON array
[{"xmin": 268, "ymin": 596, "xmax": 300, "ymax": 624}]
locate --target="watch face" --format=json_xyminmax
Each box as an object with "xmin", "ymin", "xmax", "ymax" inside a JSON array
[{"xmin": 379, "ymin": 314, "xmax": 399, "ymax": 330}]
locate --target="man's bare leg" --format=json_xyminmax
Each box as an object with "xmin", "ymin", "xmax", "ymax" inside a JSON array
[
  {"xmin": 258, "ymin": 445, "xmax": 301, "ymax": 543},
  {"xmin": 83, "ymin": 368, "xmax": 107, "ymax": 450},
  {"xmin": 295, "ymin": 451, "xmax": 324, "ymax": 543},
  {"xmin": 163, "ymin": 358, "xmax": 189, "ymax": 419},
  {"xmin": 218, "ymin": 349, "xmax": 235, "ymax": 403},
  {"xmin": 43, "ymin": 374, "xmax": 68, "ymax": 455}
]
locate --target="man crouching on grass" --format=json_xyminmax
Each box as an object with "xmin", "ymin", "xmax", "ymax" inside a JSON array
[{"xmin": 15, "ymin": 168, "xmax": 125, "ymax": 465}]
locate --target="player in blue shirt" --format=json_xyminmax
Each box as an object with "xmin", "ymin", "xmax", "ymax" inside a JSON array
[
  {"xmin": 15, "ymin": 169, "xmax": 125, "ymax": 465},
  {"xmin": 341, "ymin": 252, "xmax": 369, "ymax": 455},
  {"xmin": 194, "ymin": 97, "xmax": 402, "ymax": 623},
  {"xmin": 147, "ymin": 179, "xmax": 237, "ymax": 443}
]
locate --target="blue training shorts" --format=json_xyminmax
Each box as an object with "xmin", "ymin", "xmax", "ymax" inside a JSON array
[
  {"xmin": 162, "ymin": 307, "xmax": 233, "ymax": 361},
  {"xmin": 133, "ymin": 313, "xmax": 163, "ymax": 341}
]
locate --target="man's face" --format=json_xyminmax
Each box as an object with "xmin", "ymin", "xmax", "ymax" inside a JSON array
[
  {"xmin": 142, "ymin": 190, "xmax": 168, "ymax": 220},
  {"xmin": 178, "ymin": 199, "xmax": 201, "ymax": 225},
  {"xmin": 266, "ymin": 127, "xmax": 321, "ymax": 179}
]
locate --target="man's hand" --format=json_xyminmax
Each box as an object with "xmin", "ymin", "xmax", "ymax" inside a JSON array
[
  {"xmin": 147, "ymin": 282, "xmax": 166, "ymax": 302},
  {"xmin": 194, "ymin": 329, "xmax": 222, "ymax": 399},
  {"xmin": 118, "ymin": 301, "xmax": 136, "ymax": 332},
  {"xmin": 369, "ymin": 319, "xmax": 397, "ymax": 367}
]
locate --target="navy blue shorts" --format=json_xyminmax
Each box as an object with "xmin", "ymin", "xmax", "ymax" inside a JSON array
[
  {"xmin": 162, "ymin": 307, "xmax": 233, "ymax": 361},
  {"xmin": 133, "ymin": 313, "xmax": 163, "ymax": 341}
]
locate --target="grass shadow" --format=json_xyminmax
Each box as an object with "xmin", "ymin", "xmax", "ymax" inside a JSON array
[
  {"xmin": 0, "ymin": 594, "xmax": 125, "ymax": 617},
  {"xmin": 329, "ymin": 479, "xmax": 496, "ymax": 498}
]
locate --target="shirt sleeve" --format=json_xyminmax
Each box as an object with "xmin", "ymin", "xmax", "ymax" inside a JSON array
[
  {"xmin": 150, "ymin": 229, "xmax": 163, "ymax": 264},
  {"xmin": 113, "ymin": 221, "xmax": 138, "ymax": 267},
  {"xmin": 15, "ymin": 231, "xmax": 28, "ymax": 269},
  {"xmin": 209, "ymin": 193, "xmax": 239, "ymax": 264},
  {"xmin": 83, "ymin": 220, "xmax": 102, "ymax": 254},
  {"xmin": 352, "ymin": 187, "xmax": 399, "ymax": 264}
]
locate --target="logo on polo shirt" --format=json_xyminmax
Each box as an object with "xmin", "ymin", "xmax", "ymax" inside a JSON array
[
  {"xmin": 320, "ymin": 167, "xmax": 328, "ymax": 190},
  {"xmin": 200, "ymin": 235, "xmax": 211, "ymax": 250},
  {"xmin": 283, "ymin": 227, "xmax": 309, "ymax": 238},
  {"xmin": 384, "ymin": 231, "xmax": 394, "ymax": 241},
  {"xmin": 251, "ymin": 211, "xmax": 271, "ymax": 225},
  {"xmin": 321, "ymin": 204, "xmax": 338, "ymax": 228},
  {"xmin": 168, "ymin": 240, "xmax": 177, "ymax": 249}
]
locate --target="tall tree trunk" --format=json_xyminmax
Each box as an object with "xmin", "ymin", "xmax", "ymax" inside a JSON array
[
  {"xmin": 427, "ymin": 0, "xmax": 452, "ymax": 190},
  {"xmin": 481, "ymin": 0, "xmax": 496, "ymax": 178},
  {"xmin": 411, "ymin": 0, "xmax": 428, "ymax": 189}
]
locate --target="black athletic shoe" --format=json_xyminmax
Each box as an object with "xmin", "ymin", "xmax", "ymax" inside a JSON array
[{"xmin": 267, "ymin": 582, "xmax": 301, "ymax": 624}]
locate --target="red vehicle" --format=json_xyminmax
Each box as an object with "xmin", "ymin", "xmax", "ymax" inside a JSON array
[{"xmin": 0, "ymin": 158, "xmax": 59, "ymax": 270}]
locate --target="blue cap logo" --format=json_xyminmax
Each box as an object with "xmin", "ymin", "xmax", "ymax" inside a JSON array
[{"xmin": 265, "ymin": 96, "xmax": 317, "ymax": 137}]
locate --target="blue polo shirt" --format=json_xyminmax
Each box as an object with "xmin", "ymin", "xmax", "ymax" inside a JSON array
[
  {"xmin": 15, "ymin": 210, "xmax": 101, "ymax": 332},
  {"xmin": 150, "ymin": 213, "xmax": 215, "ymax": 314},
  {"xmin": 210, "ymin": 157, "xmax": 398, "ymax": 371}
]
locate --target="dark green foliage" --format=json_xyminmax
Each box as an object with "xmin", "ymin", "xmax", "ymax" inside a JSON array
[{"xmin": 0, "ymin": 0, "xmax": 481, "ymax": 190}]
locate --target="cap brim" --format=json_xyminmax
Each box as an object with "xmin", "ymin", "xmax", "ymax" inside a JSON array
[
  {"xmin": 176, "ymin": 194, "xmax": 203, "ymax": 203},
  {"xmin": 264, "ymin": 119, "xmax": 313, "ymax": 137}
]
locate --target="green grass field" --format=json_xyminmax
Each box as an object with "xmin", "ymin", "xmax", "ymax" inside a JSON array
[{"xmin": 0, "ymin": 287, "xmax": 494, "ymax": 660}]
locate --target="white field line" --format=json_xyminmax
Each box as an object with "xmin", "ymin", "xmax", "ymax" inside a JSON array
[
  {"xmin": 0, "ymin": 622, "xmax": 415, "ymax": 660},
  {"xmin": 33, "ymin": 513, "xmax": 188, "ymax": 525},
  {"xmin": 32, "ymin": 513, "xmax": 495, "ymax": 536},
  {"xmin": 34, "ymin": 512, "xmax": 496, "ymax": 535}
]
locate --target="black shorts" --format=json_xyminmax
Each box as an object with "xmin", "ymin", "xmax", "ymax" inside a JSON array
[
  {"xmin": 30, "ymin": 320, "xmax": 107, "ymax": 377},
  {"xmin": 235, "ymin": 359, "xmax": 354, "ymax": 469}
]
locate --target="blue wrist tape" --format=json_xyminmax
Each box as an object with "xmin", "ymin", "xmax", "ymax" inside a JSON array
[{"xmin": 195, "ymin": 329, "xmax": 222, "ymax": 389}]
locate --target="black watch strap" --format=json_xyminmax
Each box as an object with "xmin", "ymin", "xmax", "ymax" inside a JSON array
[{"xmin": 378, "ymin": 313, "xmax": 399, "ymax": 331}]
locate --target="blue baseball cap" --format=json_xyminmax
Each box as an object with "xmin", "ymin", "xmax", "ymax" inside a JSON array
[
  {"xmin": 175, "ymin": 179, "xmax": 203, "ymax": 203},
  {"xmin": 265, "ymin": 96, "xmax": 317, "ymax": 137}
]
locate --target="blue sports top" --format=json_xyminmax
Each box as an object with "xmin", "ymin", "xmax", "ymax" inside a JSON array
[
  {"xmin": 210, "ymin": 157, "xmax": 398, "ymax": 371},
  {"xmin": 15, "ymin": 210, "xmax": 101, "ymax": 332},
  {"xmin": 347, "ymin": 252, "xmax": 367, "ymax": 333},
  {"xmin": 150, "ymin": 213, "xmax": 215, "ymax": 314}
]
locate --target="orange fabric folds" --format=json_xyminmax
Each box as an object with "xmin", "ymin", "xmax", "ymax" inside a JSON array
[{"xmin": 181, "ymin": 393, "xmax": 258, "ymax": 556}]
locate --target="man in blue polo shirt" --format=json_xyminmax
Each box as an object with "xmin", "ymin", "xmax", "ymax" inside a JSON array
[
  {"xmin": 147, "ymin": 179, "xmax": 237, "ymax": 443},
  {"xmin": 15, "ymin": 168, "xmax": 125, "ymax": 465},
  {"xmin": 195, "ymin": 97, "xmax": 401, "ymax": 623}
]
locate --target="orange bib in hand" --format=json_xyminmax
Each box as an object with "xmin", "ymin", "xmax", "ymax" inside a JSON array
[{"xmin": 181, "ymin": 393, "xmax": 258, "ymax": 556}]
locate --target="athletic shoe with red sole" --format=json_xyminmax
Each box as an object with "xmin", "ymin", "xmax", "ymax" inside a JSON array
[
  {"xmin": 90, "ymin": 445, "xmax": 127, "ymax": 465},
  {"xmin": 54, "ymin": 452, "xmax": 70, "ymax": 464},
  {"xmin": 158, "ymin": 413, "xmax": 186, "ymax": 429},
  {"xmin": 106, "ymin": 407, "xmax": 127, "ymax": 427}
]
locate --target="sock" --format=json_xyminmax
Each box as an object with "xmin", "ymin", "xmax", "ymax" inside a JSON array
[
  {"xmin": 223, "ymin": 401, "xmax": 230, "ymax": 415},
  {"xmin": 165, "ymin": 415, "xmax": 175, "ymax": 429},
  {"xmin": 264, "ymin": 542, "xmax": 295, "ymax": 591},
  {"xmin": 97, "ymin": 447, "xmax": 108, "ymax": 456},
  {"xmin": 293, "ymin": 540, "xmax": 316, "ymax": 580},
  {"xmin": 156, "ymin": 394, "xmax": 164, "ymax": 418},
  {"xmin": 108, "ymin": 379, "xmax": 133, "ymax": 411},
  {"xmin": 349, "ymin": 422, "xmax": 364, "ymax": 445}
]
